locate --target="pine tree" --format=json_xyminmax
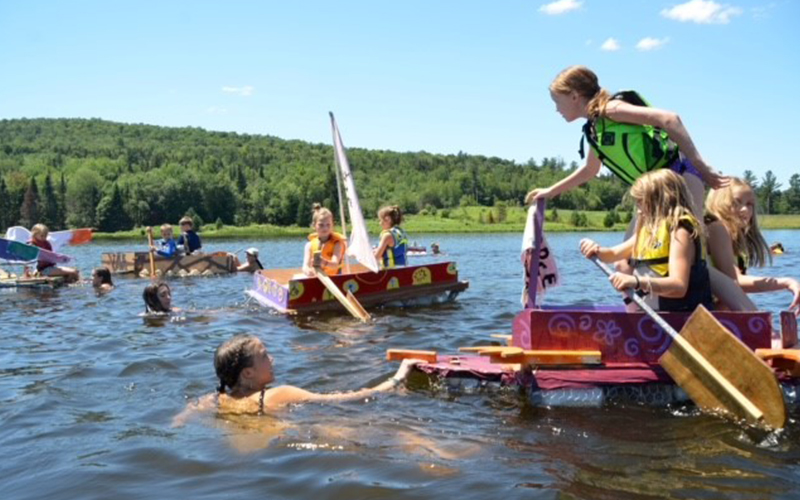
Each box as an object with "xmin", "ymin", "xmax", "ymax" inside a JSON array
[
  {"xmin": 41, "ymin": 173, "xmax": 61, "ymax": 230},
  {"xmin": 0, "ymin": 177, "xmax": 10, "ymax": 231},
  {"xmin": 96, "ymin": 183, "xmax": 132, "ymax": 232},
  {"xmin": 58, "ymin": 173, "xmax": 68, "ymax": 228},
  {"xmin": 20, "ymin": 177, "xmax": 40, "ymax": 228}
]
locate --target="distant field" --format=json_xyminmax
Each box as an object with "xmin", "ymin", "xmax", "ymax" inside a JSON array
[{"xmin": 93, "ymin": 207, "xmax": 800, "ymax": 240}]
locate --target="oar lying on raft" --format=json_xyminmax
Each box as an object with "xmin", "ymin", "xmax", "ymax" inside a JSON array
[
  {"xmin": 591, "ymin": 257, "xmax": 787, "ymax": 429},
  {"xmin": 313, "ymin": 252, "xmax": 370, "ymax": 322}
]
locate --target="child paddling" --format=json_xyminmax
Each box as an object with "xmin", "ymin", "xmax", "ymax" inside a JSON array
[
  {"xmin": 302, "ymin": 204, "xmax": 347, "ymax": 277},
  {"xmin": 580, "ymin": 170, "xmax": 713, "ymax": 312}
]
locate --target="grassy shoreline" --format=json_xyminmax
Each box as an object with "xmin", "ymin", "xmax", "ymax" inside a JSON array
[{"xmin": 93, "ymin": 208, "xmax": 800, "ymax": 240}]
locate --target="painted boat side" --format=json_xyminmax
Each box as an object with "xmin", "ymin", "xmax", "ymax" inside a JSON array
[{"xmin": 101, "ymin": 252, "xmax": 236, "ymax": 276}]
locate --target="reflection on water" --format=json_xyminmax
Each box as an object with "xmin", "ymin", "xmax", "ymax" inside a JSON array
[{"xmin": 1, "ymin": 232, "xmax": 799, "ymax": 499}]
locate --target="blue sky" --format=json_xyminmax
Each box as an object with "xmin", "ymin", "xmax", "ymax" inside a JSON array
[{"xmin": 1, "ymin": 0, "xmax": 797, "ymax": 184}]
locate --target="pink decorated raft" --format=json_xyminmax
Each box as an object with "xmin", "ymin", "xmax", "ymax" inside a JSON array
[
  {"xmin": 389, "ymin": 201, "xmax": 800, "ymax": 407},
  {"xmin": 247, "ymin": 261, "xmax": 468, "ymax": 315}
]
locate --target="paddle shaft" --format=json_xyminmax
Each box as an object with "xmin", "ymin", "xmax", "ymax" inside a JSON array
[
  {"xmin": 590, "ymin": 257, "xmax": 764, "ymax": 422},
  {"xmin": 146, "ymin": 227, "xmax": 156, "ymax": 279},
  {"xmin": 313, "ymin": 259, "xmax": 370, "ymax": 322}
]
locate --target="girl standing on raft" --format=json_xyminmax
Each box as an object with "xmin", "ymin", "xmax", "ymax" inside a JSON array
[
  {"xmin": 525, "ymin": 65, "xmax": 727, "ymax": 216},
  {"xmin": 580, "ymin": 170, "xmax": 713, "ymax": 312},
  {"xmin": 173, "ymin": 334, "xmax": 421, "ymax": 424},
  {"xmin": 705, "ymin": 177, "xmax": 800, "ymax": 315},
  {"xmin": 374, "ymin": 205, "xmax": 409, "ymax": 269},
  {"xmin": 302, "ymin": 204, "xmax": 347, "ymax": 277}
]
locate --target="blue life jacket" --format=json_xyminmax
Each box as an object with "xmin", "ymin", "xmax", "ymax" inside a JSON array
[{"xmin": 381, "ymin": 226, "xmax": 408, "ymax": 269}]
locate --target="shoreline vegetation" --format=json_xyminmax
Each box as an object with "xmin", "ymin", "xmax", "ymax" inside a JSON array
[{"xmin": 93, "ymin": 208, "xmax": 800, "ymax": 240}]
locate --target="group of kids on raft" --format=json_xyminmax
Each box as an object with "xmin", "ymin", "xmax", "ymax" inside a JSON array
[
  {"xmin": 20, "ymin": 65, "xmax": 798, "ymax": 420},
  {"xmin": 173, "ymin": 65, "xmax": 800, "ymax": 423}
]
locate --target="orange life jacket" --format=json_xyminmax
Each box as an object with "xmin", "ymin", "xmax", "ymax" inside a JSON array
[{"xmin": 308, "ymin": 232, "xmax": 347, "ymax": 276}]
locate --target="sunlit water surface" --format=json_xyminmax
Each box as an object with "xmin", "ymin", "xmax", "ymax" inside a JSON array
[{"xmin": 2, "ymin": 231, "xmax": 800, "ymax": 500}]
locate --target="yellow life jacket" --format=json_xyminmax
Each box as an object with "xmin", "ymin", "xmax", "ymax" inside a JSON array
[
  {"xmin": 308, "ymin": 232, "xmax": 347, "ymax": 276},
  {"xmin": 629, "ymin": 216, "xmax": 714, "ymax": 312},
  {"xmin": 379, "ymin": 226, "xmax": 409, "ymax": 269}
]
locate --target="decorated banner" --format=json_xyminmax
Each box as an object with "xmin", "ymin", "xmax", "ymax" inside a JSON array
[{"xmin": 520, "ymin": 199, "xmax": 561, "ymax": 308}]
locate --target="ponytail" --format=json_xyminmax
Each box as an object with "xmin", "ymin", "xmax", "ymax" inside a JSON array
[{"xmin": 550, "ymin": 65, "xmax": 611, "ymax": 118}]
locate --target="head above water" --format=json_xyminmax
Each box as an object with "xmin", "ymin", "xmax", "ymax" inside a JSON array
[
  {"xmin": 706, "ymin": 177, "xmax": 770, "ymax": 268},
  {"xmin": 311, "ymin": 203, "xmax": 335, "ymax": 237},
  {"xmin": 92, "ymin": 267, "xmax": 113, "ymax": 286},
  {"xmin": 378, "ymin": 205, "xmax": 403, "ymax": 229},
  {"xmin": 549, "ymin": 65, "xmax": 611, "ymax": 121},
  {"xmin": 31, "ymin": 223, "xmax": 49, "ymax": 241},
  {"xmin": 214, "ymin": 334, "xmax": 274, "ymax": 393},
  {"xmin": 629, "ymin": 170, "xmax": 698, "ymax": 246},
  {"xmin": 143, "ymin": 282, "xmax": 171, "ymax": 313}
]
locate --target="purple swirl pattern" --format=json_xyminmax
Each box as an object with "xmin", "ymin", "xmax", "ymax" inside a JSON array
[
  {"xmin": 578, "ymin": 315, "xmax": 593, "ymax": 332},
  {"xmin": 719, "ymin": 319, "xmax": 743, "ymax": 340},
  {"xmin": 624, "ymin": 338, "xmax": 641, "ymax": 357},
  {"xmin": 637, "ymin": 317, "xmax": 671, "ymax": 355},
  {"xmin": 748, "ymin": 316, "xmax": 769, "ymax": 336},
  {"xmin": 547, "ymin": 314, "xmax": 577, "ymax": 338}
]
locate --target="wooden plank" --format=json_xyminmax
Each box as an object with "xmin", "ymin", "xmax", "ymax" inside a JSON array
[
  {"xmin": 386, "ymin": 349, "xmax": 438, "ymax": 363},
  {"xmin": 502, "ymin": 349, "xmax": 603, "ymax": 365}
]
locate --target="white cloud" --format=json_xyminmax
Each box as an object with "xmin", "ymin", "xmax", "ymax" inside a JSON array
[
  {"xmin": 539, "ymin": 0, "xmax": 582, "ymax": 15},
  {"xmin": 221, "ymin": 85, "xmax": 255, "ymax": 97},
  {"xmin": 600, "ymin": 38, "xmax": 621, "ymax": 51},
  {"xmin": 661, "ymin": 0, "xmax": 742, "ymax": 24},
  {"xmin": 636, "ymin": 37, "xmax": 670, "ymax": 51}
]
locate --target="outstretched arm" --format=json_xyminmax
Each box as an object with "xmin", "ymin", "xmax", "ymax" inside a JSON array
[
  {"xmin": 263, "ymin": 359, "xmax": 422, "ymax": 409},
  {"xmin": 580, "ymin": 236, "xmax": 635, "ymax": 263},
  {"xmin": 605, "ymin": 101, "xmax": 728, "ymax": 189},
  {"xmin": 525, "ymin": 151, "xmax": 602, "ymax": 204}
]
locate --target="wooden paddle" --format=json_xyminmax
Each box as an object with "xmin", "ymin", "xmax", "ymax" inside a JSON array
[
  {"xmin": 146, "ymin": 227, "xmax": 157, "ymax": 279},
  {"xmin": 592, "ymin": 257, "xmax": 786, "ymax": 428},
  {"xmin": 313, "ymin": 252, "xmax": 370, "ymax": 322}
]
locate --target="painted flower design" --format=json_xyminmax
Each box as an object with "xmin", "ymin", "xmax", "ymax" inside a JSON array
[{"xmin": 593, "ymin": 319, "xmax": 622, "ymax": 346}]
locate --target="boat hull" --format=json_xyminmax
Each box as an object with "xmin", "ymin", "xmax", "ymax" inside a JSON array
[
  {"xmin": 247, "ymin": 261, "xmax": 468, "ymax": 314},
  {"xmin": 413, "ymin": 305, "xmax": 800, "ymax": 406},
  {"xmin": 101, "ymin": 252, "xmax": 236, "ymax": 277}
]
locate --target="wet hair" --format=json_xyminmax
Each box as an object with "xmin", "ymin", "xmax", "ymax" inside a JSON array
[
  {"xmin": 705, "ymin": 177, "xmax": 770, "ymax": 268},
  {"xmin": 31, "ymin": 223, "xmax": 49, "ymax": 240},
  {"xmin": 378, "ymin": 205, "xmax": 403, "ymax": 227},
  {"xmin": 93, "ymin": 267, "xmax": 113, "ymax": 285},
  {"xmin": 143, "ymin": 282, "xmax": 171, "ymax": 313},
  {"xmin": 550, "ymin": 65, "xmax": 611, "ymax": 120},
  {"xmin": 214, "ymin": 334, "xmax": 259, "ymax": 393},
  {"xmin": 311, "ymin": 203, "xmax": 334, "ymax": 227},
  {"xmin": 629, "ymin": 170, "xmax": 699, "ymax": 251}
]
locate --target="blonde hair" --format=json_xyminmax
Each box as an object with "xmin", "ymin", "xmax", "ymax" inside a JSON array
[
  {"xmin": 31, "ymin": 223, "xmax": 49, "ymax": 239},
  {"xmin": 311, "ymin": 203, "xmax": 334, "ymax": 227},
  {"xmin": 378, "ymin": 205, "xmax": 403, "ymax": 227},
  {"xmin": 705, "ymin": 177, "xmax": 770, "ymax": 268},
  {"xmin": 630, "ymin": 170, "xmax": 699, "ymax": 251},
  {"xmin": 179, "ymin": 216, "xmax": 194, "ymax": 228},
  {"xmin": 550, "ymin": 65, "xmax": 611, "ymax": 119},
  {"xmin": 160, "ymin": 224, "xmax": 173, "ymax": 234}
]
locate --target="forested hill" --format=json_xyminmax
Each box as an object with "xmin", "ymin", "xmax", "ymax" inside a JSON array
[{"xmin": 0, "ymin": 117, "xmax": 629, "ymax": 232}]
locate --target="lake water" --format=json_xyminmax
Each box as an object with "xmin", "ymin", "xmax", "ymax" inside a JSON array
[{"xmin": 2, "ymin": 230, "xmax": 799, "ymax": 500}]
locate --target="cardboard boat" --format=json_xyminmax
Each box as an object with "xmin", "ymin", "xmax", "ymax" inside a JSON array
[
  {"xmin": 247, "ymin": 261, "xmax": 468, "ymax": 314},
  {"xmin": 101, "ymin": 252, "xmax": 236, "ymax": 277}
]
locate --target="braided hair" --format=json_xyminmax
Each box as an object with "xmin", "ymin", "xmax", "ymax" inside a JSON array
[{"xmin": 214, "ymin": 334, "xmax": 259, "ymax": 394}]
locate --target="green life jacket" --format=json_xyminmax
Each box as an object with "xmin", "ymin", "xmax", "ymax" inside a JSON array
[{"xmin": 580, "ymin": 91, "xmax": 680, "ymax": 185}]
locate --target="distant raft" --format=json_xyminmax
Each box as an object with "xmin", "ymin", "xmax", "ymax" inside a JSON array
[{"xmin": 101, "ymin": 252, "xmax": 236, "ymax": 277}]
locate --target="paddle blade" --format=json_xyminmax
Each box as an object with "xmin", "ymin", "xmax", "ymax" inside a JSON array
[
  {"xmin": 659, "ymin": 306, "xmax": 786, "ymax": 429},
  {"xmin": 346, "ymin": 290, "xmax": 371, "ymax": 322}
]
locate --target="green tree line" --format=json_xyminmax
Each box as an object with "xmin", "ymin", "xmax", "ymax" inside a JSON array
[{"xmin": 1, "ymin": 118, "xmax": 798, "ymax": 233}]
